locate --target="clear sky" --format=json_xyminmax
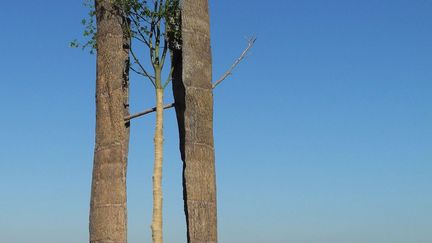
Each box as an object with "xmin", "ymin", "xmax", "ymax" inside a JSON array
[{"xmin": 0, "ymin": 0, "xmax": 431, "ymax": 242}]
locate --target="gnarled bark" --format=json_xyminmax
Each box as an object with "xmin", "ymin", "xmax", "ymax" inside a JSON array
[
  {"xmin": 89, "ymin": 1, "xmax": 130, "ymax": 242},
  {"xmin": 172, "ymin": 0, "xmax": 218, "ymax": 242}
]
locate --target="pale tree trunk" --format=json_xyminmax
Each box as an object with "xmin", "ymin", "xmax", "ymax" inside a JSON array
[
  {"xmin": 152, "ymin": 86, "xmax": 164, "ymax": 243},
  {"xmin": 172, "ymin": 0, "xmax": 218, "ymax": 242},
  {"xmin": 89, "ymin": 1, "xmax": 130, "ymax": 242}
]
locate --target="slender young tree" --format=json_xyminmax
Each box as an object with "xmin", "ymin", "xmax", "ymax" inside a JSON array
[
  {"xmin": 89, "ymin": 0, "xmax": 131, "ymax": 242},
  {"xmin": 116, "ymin": 1, "xmax": 181, "ymax": 242}
]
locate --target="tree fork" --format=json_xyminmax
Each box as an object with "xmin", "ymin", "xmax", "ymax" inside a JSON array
[{"xmin": 125, "ymin": 37, "xmax": 255, "ymax": 122}]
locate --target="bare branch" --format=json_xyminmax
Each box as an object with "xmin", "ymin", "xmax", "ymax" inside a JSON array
[
  {"xmin": 130, "ymin": 15, "xmax": 151, "ymax": 47},
  {"xmin": 125, "ymin": 103, "xmax": 175, "ymax": 121},
  {"xmin": 160, "ymin": 37, "xmax": 168, "ymax": 68},
  {"xmin": 130, "ymin": 9, "xmax": 152, "ymax": 25},
  {"xmin": 130, "ymin": 65, "xmax": 152, "ymax": 78},
  {"xmin": 163, "ymin": 65, "xmax": 174, "ymax": 89},
  {"xmin": 126, "ymin": 36, "xmax": 256, "ymax": 121},
  {"xmin": 130, "ymin": 48, "xmax": 155, "ymax": 86},
  {"xmin": 212, "ymin": 37, "xmax": 256, "ymax": 89},
  {"xmin": 132, "ymin": 35, "xmax": 149, "ymax": 46}
]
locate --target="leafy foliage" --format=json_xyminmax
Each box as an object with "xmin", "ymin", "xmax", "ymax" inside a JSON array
[
  {"xmin": 70, "ymin": 0, "xmax": 97, "ymax": 54},
  {"xmin": 70, "ymin": 0, "xmax": 182, "ymax": 54},
  {"xmin": 73, "ymin": 0, "xmax": 181, "ymax": 86}
]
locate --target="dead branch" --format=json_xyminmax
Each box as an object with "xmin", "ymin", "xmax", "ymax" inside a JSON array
[{"xmin": 212, "ymin": 37, "xmax": 256, "ymax": 89}]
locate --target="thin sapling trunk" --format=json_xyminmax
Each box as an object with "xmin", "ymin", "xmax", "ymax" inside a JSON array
[{"xmin": 152, "ymin": 68, "xmax": 165, "ymax": 243}]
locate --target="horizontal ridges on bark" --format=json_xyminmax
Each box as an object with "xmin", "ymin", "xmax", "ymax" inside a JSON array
[
  {"xmin": 181, "ymin": 0, "xmax": 212, "ymax": 89},
  {"xmin": 91, "ymin": 145, "xmax": 127, "ymax": 204},
  {"xmin": 173, "ymin": 0, "xmax": 218, "ymax": 242},
  {"xmin": 183, "ymin": 88, "xmax": 214, "ymax": 146},
  {"xmin": 90, "ymin": 1, "xmax": 130, "ymax": 243},
  {"xmin": 185, "ymin": 200, "xmax": 217, "ymax": 243},
  {"xmin": 183, "ymin": 142, "xmax": 216, "ymax": 201}
]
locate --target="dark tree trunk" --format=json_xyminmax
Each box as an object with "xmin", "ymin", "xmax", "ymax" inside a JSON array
[
  {"xmin": 172, "ymin": 0, "xmax": 218, "ymax": 242},
  {"xmin": 89, "ymin": 1, "xmax": 130, "ymax": 242}
]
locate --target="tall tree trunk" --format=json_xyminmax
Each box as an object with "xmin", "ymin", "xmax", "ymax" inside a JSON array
[
  {"xmin": 172, "ymin": 0, "xmax": 218, "ymax": 242},
  {"xmin": 89, "ymin": 1, "xmax": 130, "ymax": 242}
]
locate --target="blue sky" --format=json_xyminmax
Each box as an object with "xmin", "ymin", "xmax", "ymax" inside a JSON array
[{"xmin": 0, "ymin": 0, "xmax": 431, "ymax": 242}]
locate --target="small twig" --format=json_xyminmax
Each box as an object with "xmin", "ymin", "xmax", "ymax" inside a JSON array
[
  {"xmin": 125, "ymin": 103, "xmax": 175, "ymax": 121},
  {"xmin": 163, "ymin": 65, "xmax": 174, "ymax": 89},
  {"xmin": 130, "ymin": 48, "xmax": 155, "ymax": 86},
  {"xmin": 130, "ymin": 66, "xmax": 152, "ymax": 78},
  {"xmin": 212, "ymin": 37, "xmax": 256, "ymax": 89},
  {"xmin": 130, "ymin": 16, "xmax": 151, "ymax": 47}
]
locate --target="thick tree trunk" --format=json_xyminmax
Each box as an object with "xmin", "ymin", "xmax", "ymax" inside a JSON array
[
  {"xmin": 172, "ymin": 1, "xmax": 218, "ymax": 242},
  {"xmin": 89, "ymin": 1, "xmax": 130, "ymax": 242}
]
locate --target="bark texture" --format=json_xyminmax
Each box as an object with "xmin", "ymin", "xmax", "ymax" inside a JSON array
[
  {"xmin": 172, "ymin": 0, "xmax": 218, "ymax": 242},
  {"xmin": 90, "ymin": 1, "xmax": 130, "ymax": 242}
]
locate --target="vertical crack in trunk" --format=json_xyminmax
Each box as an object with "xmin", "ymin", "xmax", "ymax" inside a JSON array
[{"xmin": 172, "ymin": 1, "xmax": 218, "ymax": 242}]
